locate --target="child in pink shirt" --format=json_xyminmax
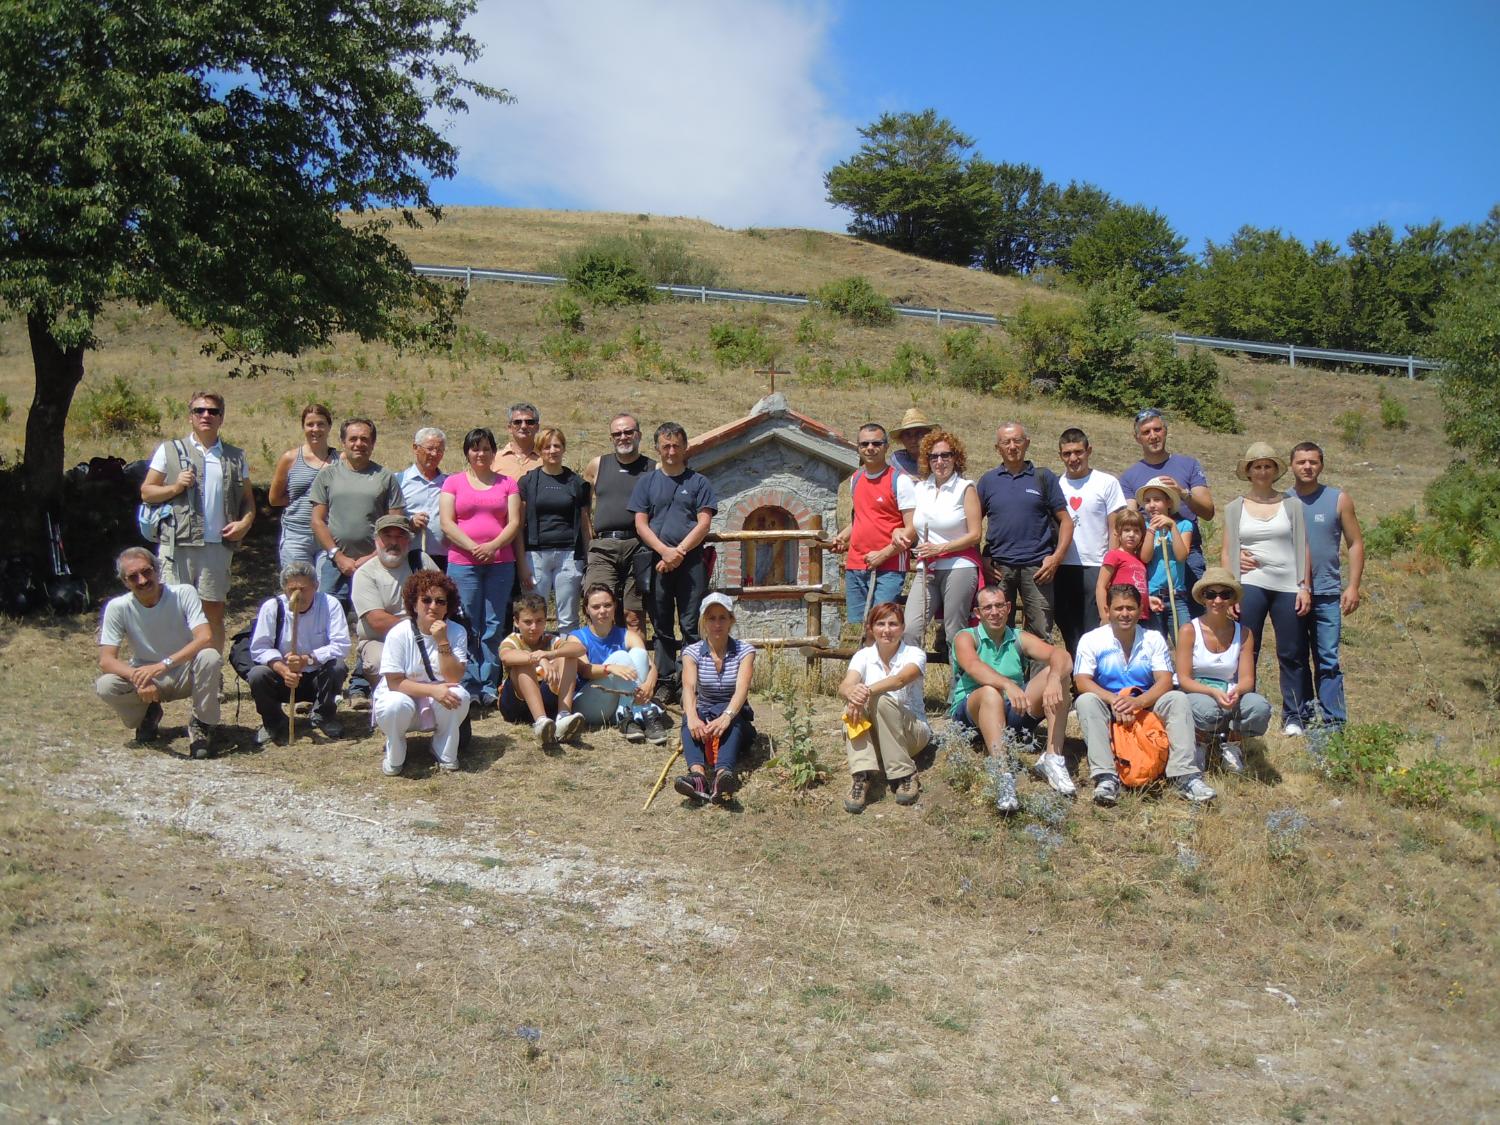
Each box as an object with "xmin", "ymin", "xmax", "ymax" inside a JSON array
[{"xmin": 1097, "ymin": 509, "xmax": 1149, "ymax": 621}]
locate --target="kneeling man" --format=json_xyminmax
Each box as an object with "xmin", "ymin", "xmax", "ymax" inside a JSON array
[
  {"xmin": 247, "ymin": 560, "xmax": 350, "ymax": 744},
  {"xmin": 97, "ymin": 547, "xmax": 223, "ymax": 759},
  {"xmin": 951, "ymin": 585, "xmax": 1074, "ymax": 809}
]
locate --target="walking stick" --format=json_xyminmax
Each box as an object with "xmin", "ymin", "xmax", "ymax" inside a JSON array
[
  {"xmin": 286, "ymin": 588, "xmax": 301, "ymax": 743},
  {"xmin": 1159, "ymin": 534, "xmax": 1181, "ymax": 642},
  {"xmin": 643, "ymin": 738, "xmax": 683, "ymax": 810}
]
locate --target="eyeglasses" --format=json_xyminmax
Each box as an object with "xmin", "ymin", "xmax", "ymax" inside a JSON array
[
  {"xmin": 191, "ymin": 406, "xmax": 223, "ymax": 417},
  {"xmin": 1134, "ymin": 408, "xmax": 1163, "ymax": 425},
  {"xmin": 510, "ymin": 418, "xmax": 538, "ymax": 428},
  {"xmin": 858, "ymin": 440, "xmax": 887, "ymax": 449},
  {"xmin": 928, "ymin": 451, "xmax": 955, "ymax": 461},
  {"xmin": 123, "ymin": 568, "xmax": 156, "ymax": 582},
  {"xmin": 419, "ymin": 596, "xmax": 448, "ymax": 606},
  {"xmin": 610, "ymin": 428, "xmax": 639, "ymax": 439},
  {"xmin": 1201, "ymin": 588, "xmax": 1236, "ymax": 602}
]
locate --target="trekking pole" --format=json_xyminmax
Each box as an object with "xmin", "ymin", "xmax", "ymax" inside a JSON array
[
  {"xmin": 286, "ymin": 589, "xmax": 301, "ymax": 743},
  {"xmin": 643, "ymin": 738, "xmax": 683, "ymax": 811},
  {"xmin": 1159, "ymin": 534, "xmax": 1181, "ymax": 642}
]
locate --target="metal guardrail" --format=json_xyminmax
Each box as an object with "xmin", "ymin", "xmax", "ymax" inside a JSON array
[{"xmin": 413, "ymin": 263, "xmax": 1440, "ymax": 377}]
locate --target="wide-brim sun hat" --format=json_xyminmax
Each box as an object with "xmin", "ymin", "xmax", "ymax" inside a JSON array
[
  {"xmin": 698, "ymin": 592, "xmax": 736, "ymax": 623},
  {"xmin": 1133, "ymin": 475, "xmax": 1182, "ymax": 510},
  {"xmin": 1191, "ymin": 566, "xmax": 1243, "ymax": 605},
  {"xmin": 892, "ymin": 407, "xmax": 936, "ymax": 436},
  {"xmin": 1236, "ymin": 441, "xmax": 1288, "ymax": 481}
]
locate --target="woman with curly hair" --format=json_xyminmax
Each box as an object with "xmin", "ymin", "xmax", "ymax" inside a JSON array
[
  {"xmin": 373, "ymin": 569, "xmax": 471, "ymax": 776},
  {"xmin": 898, "ymin": 429, "xmax": 982, "ymax": 654}
]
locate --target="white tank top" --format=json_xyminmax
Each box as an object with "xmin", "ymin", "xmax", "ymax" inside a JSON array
[
  {"xmin": 1239, "ymin": 502, "xmax": 1298, "ymax": 592},
  {"xmin": 1191, "ymin": 621, "xmax": 1242, "ymax": 683}
]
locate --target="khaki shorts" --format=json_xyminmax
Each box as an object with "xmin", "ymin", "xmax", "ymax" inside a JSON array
[{"xmin": 161, "ymin": 542, "xmax": 234, "ymax": 602}]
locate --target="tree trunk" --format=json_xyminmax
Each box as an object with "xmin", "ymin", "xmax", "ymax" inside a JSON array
[{"xmin": 23, "ymin": 312, "xmax": 86, "ymax": 524}]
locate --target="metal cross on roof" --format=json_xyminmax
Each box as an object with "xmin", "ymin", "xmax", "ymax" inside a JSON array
[{"xmin": 754, "ymin": 362, "xmax": 791, "ymax": 394}]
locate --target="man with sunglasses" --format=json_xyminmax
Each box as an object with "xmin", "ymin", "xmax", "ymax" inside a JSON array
[
  {"xmin": 582, "ymin": 413, "xmax": 655, "ymax": 629},
  {"xmin": 831, "ymin": 423, "xmax": 916, "ymax": 628},
  {"xmin": 140, "ymin": 390, "xmax": 255, "ymax": 655},
  {"xmin": 1119, "ymin": 408, "xmax": 1215, "ymax": 614},
  {"xmin": 495, "ymin": 402, "xmax": 543, "ymax": 482}
]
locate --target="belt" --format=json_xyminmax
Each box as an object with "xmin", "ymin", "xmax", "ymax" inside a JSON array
[{"xmin": 594, "ymin": 530, "xmax": 638, "ymax": 541}]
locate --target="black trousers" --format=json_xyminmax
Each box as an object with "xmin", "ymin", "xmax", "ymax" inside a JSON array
[
  {"xmin": 646, "ymin": 553, "xmax": 708, "ymax": 688},
  {"xmin": 1053, "ymin": 564, "xmax": 1101, "ymax": 661},
  {"xmin": 246, "ymin": 662, "xmax": 345, "ymax": 729}
]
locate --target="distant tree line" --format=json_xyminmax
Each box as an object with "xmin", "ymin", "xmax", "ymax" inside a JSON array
[{"xmin": 825, "ymin": 109, "xmax": 1500, "ymax": 356}]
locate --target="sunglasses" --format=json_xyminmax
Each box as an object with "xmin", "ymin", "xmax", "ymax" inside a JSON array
[
  {"xmin": 191, "ymin": 406, "xmax": 223, "ymax": 416},
  {"xmin": 1200, "ymin": 588, "xmax": 1236, "ymax": 601},
  {"xmin": 858, "ymin": 440, "xmax": 887, "ymax": 449},
  {"xmin": 419, "ymin": 596, "xmax": 448, "ymax": 606},
  {"xmin": 1134, "ymin": 408, "xmax": 1163, "ymax": 425},
  {"xmin": 928, "ymin": 451, "xmax": 955, "ymax": 461},
  {"xmin": 610, "ymin": 428, "xmax": 639, "ymax": 439},
  {"xmin": 510, "ymin": 418, "xmax": 538, "ymax": 427}
]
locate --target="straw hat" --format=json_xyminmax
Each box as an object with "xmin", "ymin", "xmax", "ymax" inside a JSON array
[
  {"xmin": 1235, "ymin": 441, "xmax": 1288, "ymax": 481},
  {"xmin": 892, "ymin": 407, "xmax": 936, "ymax": 436},
  {"xmin": 1133, "ymin": 475, "xmax": 1182, "ymax": 510},
  {"xmin": 1191, "ymin": 566, "xmax": 1243, "ymax": 605}
]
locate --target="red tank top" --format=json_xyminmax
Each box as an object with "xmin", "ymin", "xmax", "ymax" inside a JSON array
[{"xmin": 848, "ymin": 467, "xmax": 907, "ymax": 573}]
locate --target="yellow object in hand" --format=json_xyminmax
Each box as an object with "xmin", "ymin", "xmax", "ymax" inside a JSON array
[{"xmin": 843, "ymin": 713, "xmax": 872, "ymax": 739}]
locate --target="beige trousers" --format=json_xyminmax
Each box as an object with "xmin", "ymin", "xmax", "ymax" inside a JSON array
[
  {"xmin": 845, "ymin": 694, "xmax": 929, "ymax": 781},
  {"xmin": 96, "ymin": 649, "xmax": 223, "ymax": 727}
]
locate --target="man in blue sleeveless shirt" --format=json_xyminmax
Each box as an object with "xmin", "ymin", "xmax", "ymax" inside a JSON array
[{"xmin": 1287, "ymin": 442, "xmax": 1364, "ymax": 731}]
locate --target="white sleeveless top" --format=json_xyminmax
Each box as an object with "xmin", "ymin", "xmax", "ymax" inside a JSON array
[
  {"xmin": 1239, "ymin": 503, "xmax": 1298, "ymax": 592},
  {"xmin": 1191, "ymin": 621, "xmax": 1242, "ymax": 684}
]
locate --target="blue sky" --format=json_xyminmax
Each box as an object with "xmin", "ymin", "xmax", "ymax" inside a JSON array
[{"xmin": 441, "ymin": 0, "xmax": 1499, "ymax": 255}]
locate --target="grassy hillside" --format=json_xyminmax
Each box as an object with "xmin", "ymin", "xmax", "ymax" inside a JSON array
[{"xmin": 0, "ymin": 209, "xmax": 1494, "ymax": 1122}]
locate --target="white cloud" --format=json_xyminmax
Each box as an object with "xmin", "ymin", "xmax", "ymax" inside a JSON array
[{"xmin": 448, "ymin": 0, "xmax": 850, "ymax": 229}]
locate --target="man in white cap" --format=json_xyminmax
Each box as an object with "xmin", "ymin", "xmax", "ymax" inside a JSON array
[{"xmin": 890, "ymin": 408, "xmax": 936, "ymax": 477}]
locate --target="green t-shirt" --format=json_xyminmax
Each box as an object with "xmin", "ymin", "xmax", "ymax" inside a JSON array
[
  {"xmin": 950, "ymin": 625, "xmax": 1025, "ymax": 710},
  {"xmin": 308, "ymin": 459, "xmax": 403, "ymax": 557}
]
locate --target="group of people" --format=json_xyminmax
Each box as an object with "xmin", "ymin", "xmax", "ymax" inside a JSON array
[{"xmin": 97, "ymin": 390, "xmax": 1365, "ymax": 812}]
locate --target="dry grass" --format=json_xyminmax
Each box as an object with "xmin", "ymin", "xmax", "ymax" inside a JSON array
[{"xmin": 0, "ymin": 208, "xmax": 1496, "ymax": 1121}]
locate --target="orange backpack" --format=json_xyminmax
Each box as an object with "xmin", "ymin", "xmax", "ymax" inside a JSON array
[{"xmin": 1109, "ymin": 689, "xmax": 1170, "ymax": 787}]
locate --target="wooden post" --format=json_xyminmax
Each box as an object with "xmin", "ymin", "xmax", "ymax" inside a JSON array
[{"xmin": 806, "ymin": 515, "xmax": 823, "ymax": 679}]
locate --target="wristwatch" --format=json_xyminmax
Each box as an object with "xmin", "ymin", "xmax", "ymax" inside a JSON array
[{"xmin": 162, "ymin": 656, "xmax": 174, "ymax": 668}]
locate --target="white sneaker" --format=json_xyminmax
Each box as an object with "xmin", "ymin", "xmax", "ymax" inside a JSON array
[
  {"xmin": 1175, "ymin": 776, "xmax": 1217, "ymax": 803},
  {"xmin": 382, "ymin": 759, "xmax": 401, "ymax": 777},
  {"xmin": 1033, "ymin": 751, "xmax": 1077, "ymax": 796},
  {"xmin": 985, "ymin": 758, "xmax": 1019, "ymax": 813},
  {"xmin": 1219, "ymin": 742, "xmax": 1245, "ymax": 774},
  {"xmin": 555, "ymin": 711, "xmax": 585, "ymax": 743},
  {"xmin": 1092, "ymin": 775, "xmax": 1121, "ymax": 807},
  {"xmin": 1282, "ymin": 721, "xmax": 1305, "ymax": 738},
  {"xmin": 533, "ymin": 716, "xmax": 557, "ymax": 748}
]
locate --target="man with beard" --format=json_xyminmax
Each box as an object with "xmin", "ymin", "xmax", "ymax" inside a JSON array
[
  {"xmin": 349, "ymin": 515, "xmax": 435, "ymax": 708},
  {"xmin": 582, "ymin": 412, "xmax": 655, "ymax": 629}
]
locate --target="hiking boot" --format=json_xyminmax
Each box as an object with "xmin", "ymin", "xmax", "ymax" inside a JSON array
[
  {"xmin": 893, "ymin": 774, "xmax": 920, "ymax": 806},
  {"xmin": 623, "ymin": 717, "xmax": 646, "ymax": 744},
  {"xmin": 673, "ymin": 773, "xmax": 709, "ymax": 802},
  {"xmin": 712, "ymin": 768, "xmax": 739, "ymax": 801},
  {"xmin": 1282, "ymin": 720, "xmax": 1304, "ymax": 738},
  {"xmin": 134, "ymin": 701, "xmax": 163, "ymax": 743},
  {"xmin": 348, "ymin": 688, "xmax": 372, "ymax": 712},
  {"xmin": 1175, "ymin": 775, "xmax": 1217, "ymax": 804},
  {"xmin": 480, "ymin": 688, "xmax": 499, "ymax": 711},
  {"xmin": 188, "ymin": 720, "xmax": 214, "ymax": 760},
  {"xmin": 844, "ymin": 771, "xmax": 871, "ymax": 814},
  {"xmin": 1093, "ymin": 775, "xmax": 1121, "ymax": 807},
  {"xmin": 985, "ymin": 758, "xmax": 1019, "ymax": 814},
  {"xmin": 254, "ymin": 722, "xmax": 287, "ymax": 747},
  {"xmin": 532, "ymin": 716, "xmax": 556, "ymax": 749},
  {"xmin": 652, "ymin": 682, "xmax": 679, "ymax": 708},
  {"xmin": 1033, "ymin": 751, "xmax": 1077, "ymax": 796},
  {"xmin": 642, "ymin": 711, "xmax": 670, "ymax": 745},
  {"xmin": 555, "ymin": 711, "xmax": 585, "ymax": 744},
  {"xmin": 312, "ymin": 711, "xmax": 344, "ymax": 739}
]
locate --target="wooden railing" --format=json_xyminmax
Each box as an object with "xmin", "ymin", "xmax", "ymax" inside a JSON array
[{"xmin": 705, "ymin": 517, "xmax": 840, "ymax": 669}]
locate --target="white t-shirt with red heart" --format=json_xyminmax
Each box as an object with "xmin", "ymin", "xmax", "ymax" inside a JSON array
[{"xmin": 1059, "ymin": 470, "xmax": 1126, "ymax": 568}]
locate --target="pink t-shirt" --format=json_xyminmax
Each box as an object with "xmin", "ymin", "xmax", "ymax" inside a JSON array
[
  {"xmin": 442, "ymin": 472, "xmax": 519, "ymax": 567},
  {"xmin": 1101, "ymin": 548, "xmax": 1149, "ymax": 621}
]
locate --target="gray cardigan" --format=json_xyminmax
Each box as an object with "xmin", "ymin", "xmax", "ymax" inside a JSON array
[{"xmin": 1222, "ymin": 496, "xmax": 1308, "ymax": 592}]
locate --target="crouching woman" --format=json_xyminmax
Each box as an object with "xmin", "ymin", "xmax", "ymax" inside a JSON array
[
  {"xmin": 838, "ymin": 601, "xmax": 929, "ymax": 814},
  {"xmin": 374, "ymin": 570, "xmax": 471, "ymax": 776},
  {"xmin": 673, "ymin": 593, "xmax": 756, "ymax": 804},
  {"xmin": 1173, "ymin": 566, "xmax": 1272, "ymax": 773}
]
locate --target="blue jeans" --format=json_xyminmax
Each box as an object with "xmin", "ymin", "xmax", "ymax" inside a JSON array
[
  {"xmin": 316, "ymin": 554, "xmax": 353, "ymax": 609},
  {"xmin": 844, "ymin": 568, "xmax": 905, "ymax": 626},
  {"xmin": 682, "ymin": 707, "xmax": 756, "ymax": 773},
  {"xmin": 1238, "ymin": 585, "xmax": 1309, "ymax": 723},
  {"xmin": 1185, "ymin": 542, "xmax": 1207, "ymax": 618},
  {"xmin": 1146, "ymin": 589, "xmax": 1191, "ymax": 649},
  {"xmin": 574, "ymin": 647, "xmax": 662, "ymax": 727},
  {"xmin": 1298, "ymin": 594, "xmax": 1347, "ymax": 728},
  {"xmin": 448, "ymin": 561, "xmax": 515, "ymax": 699},
  {"xmin": 529, "ymin": 548, "xmax": 584, "ymax": 632}
]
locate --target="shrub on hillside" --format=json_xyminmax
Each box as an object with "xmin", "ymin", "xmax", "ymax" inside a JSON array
[
  {"xmin": 1416, "ymin": 462, "xmax": 1500, "ymax": 569},
  {"xmin": 814, "ymin": 275, "xmax": 895, "ymax": 325},
  {"xmin": 943, "ymin": 326, "xmax": 1022, "ymax": 394},
  {"xmin": 1364, "ymin": 507, "xmax": 1419, "ymax": 559},
  {"xmin": 708, "ymin": 323, "xmax": 774, "ymax": 369},
  {"xmin": 73, "ymin": 376, "xmax": 162, "ymax": 436},
  {"xmin": 554, "ymin": 232, "xmax": 720, "ymax": 308},
  {"xmin": 1010, "ymin": 280, "xmax": 1239, "ymax": 433}
]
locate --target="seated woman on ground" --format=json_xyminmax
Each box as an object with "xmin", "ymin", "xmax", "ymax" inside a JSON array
[
  {"xmin": 673, "ymin": 593, "xmax": 756, "ymax": 805},
  {"xmin": 570, "ymin": 583, "xmax": 670, "ymax": 744},
  {"xmin": 1073, "ymin": 583, "xmax": 1214, "ymax": 807},
  {"xmin": 1173, "ymin": 566, "xmax": 1271, "ymax": 774},
  {"xmin": 838, "ymin": 601, "xmax": 929, "ymax": 815},
  {"xmin": 950, "ymin": 585, "xmax": 1074, "ymax": 810},
  {"xmin": 498, "ymin": 592, "xmax": 587, "ymax": 749},
  {"xmin": 1137, "ymin": 477, "xmax": 1192, "ymax": 645},
  {"xmin": 374, "ymin": 569, "xmax": 471, "ymax": 777},
  {"xmin": 1096, "ymin": 508, "xmax": 1150, "ymax": 624}
]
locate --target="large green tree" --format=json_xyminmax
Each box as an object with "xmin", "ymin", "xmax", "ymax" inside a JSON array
[
  {"xmin": 973, "ymin": 160, "xmax": 1054, "ymax": 276},
  {"xmin": 824, "ymin": 109, "xmax": 990, "ymax": 265},
  {"xmin": 0, "ymin": 1, "xmax": 504, "ymax": 514},
  {"xmin": 1431, "ymin": 221, "xmax": 1500, "ymax": 463},
  {"xmin": 1067, "ymin": 203, "xmax": 1191, "ymax": 311}
]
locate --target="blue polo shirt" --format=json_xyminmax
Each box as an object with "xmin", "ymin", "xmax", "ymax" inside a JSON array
[
  {"xmin": 976, "ymin": 461, "xmax": 1065, "ymax": 566},
  {"xmin": 628, "ymin": 466, "xmax": 717, "ymax": 551}
]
